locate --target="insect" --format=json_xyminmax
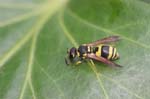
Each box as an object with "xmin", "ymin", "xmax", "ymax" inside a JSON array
[{"xmin": 65, "ymin": 36, "xmax": 122, "ymax": 67}]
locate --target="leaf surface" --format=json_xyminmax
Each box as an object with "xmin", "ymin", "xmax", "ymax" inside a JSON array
[{"xmin": 0, "ymin": 0, "xmax": 150, "ymax": 99}]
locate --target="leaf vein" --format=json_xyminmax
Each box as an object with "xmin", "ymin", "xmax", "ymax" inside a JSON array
[
  {"xmin": 28, "ymin": 79, "xmax": 36, "ymax": 99},
  {"xmin": 58, "ymin": 10, "xmax": 109, "ymax": 99},
  {"xmin": 18, "ymin": 0, "xmax": 68, "ymax": 98},
  {"xmin": 59, "ymin": 8, "xmax": 145, "ymax": 99},
  {"xmin": 0, "ymin": 5, "xmax": 47, "ymax": 28},
  {"xmin": 0, "ymin": 3, "xmax": 39, "ymax": 9},
  {"xmin": 102, "ymin": 74, "xmax": 144, "ymax": 99},
  {"xmin": 40, "ymin": 65, "xmax": 66, "ymax": 98},
  {"xmin": 67, "ymin": 9, "xmax": 150, "ymax": 49},
  {"xmin": 18, "ymin": 24, "xmax": 39, "ymax": 99}
]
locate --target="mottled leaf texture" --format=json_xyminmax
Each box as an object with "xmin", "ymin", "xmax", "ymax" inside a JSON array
[{"xmin": 0, "ymin": 0, "xmax": 149, "ymax": 99}]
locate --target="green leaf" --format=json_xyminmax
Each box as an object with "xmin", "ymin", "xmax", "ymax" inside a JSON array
[{"xmin": 0, "ymin": 0, "xmax": 150, "ymax": 99}]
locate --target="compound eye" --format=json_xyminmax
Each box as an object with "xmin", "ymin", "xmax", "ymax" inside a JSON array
[
  {"xmin": 69, "ymin": 47, "xmax": 76, "ymax": 59},
  {"xmin": 70, "ymin": 52, "xmax": 75, "ymax": 59}
]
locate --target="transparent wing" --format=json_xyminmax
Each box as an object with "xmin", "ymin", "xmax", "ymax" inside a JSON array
[
  {"xmin": 87, "ymin": 53, "xmax": 122, "ymax": 67},
  {"xmin": 85, "ymin": 36, "xmax": 121, "ymax": 46}
]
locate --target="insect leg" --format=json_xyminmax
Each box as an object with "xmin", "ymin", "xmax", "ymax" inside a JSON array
[{"xmin": 65, "ymin": 57, "xmax": 71, "ymax": 65}]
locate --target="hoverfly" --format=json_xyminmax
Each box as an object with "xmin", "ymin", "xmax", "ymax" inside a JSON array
[{"xmin": 65, "ymin": 36, "xmax": 122, "ymax": 67}]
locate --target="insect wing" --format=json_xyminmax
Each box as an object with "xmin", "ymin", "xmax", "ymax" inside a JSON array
[
  {"xmin": 87, "ymin": 54, "xmax": 122, "ymax": 67},
  {"xmin": 85, "ymin": 36, "xmax": 120, "ymax": 46}
]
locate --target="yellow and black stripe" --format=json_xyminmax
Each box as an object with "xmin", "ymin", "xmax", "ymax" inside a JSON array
[{"xmin": 94, "ymin": 45, "xmax": 119, "ymax": 60}]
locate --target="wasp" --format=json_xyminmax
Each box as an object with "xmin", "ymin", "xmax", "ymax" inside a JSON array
[{"xmin": 65, "ymin": 36, "xmax": 122, "ymax": 67}]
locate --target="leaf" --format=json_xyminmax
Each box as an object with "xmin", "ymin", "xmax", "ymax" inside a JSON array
[{"xmin": 0, "ymin": 0, "xmax": 150, "ymax": 99}]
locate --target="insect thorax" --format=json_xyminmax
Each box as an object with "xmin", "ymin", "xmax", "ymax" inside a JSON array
[{"xmin": 78, "ymin": 45, "xmax": 91, "ymax": 57}]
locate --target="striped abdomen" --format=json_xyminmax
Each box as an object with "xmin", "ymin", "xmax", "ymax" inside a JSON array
[{"xmin": 93, "ymin": 45, "xmax": 119, "ymax": 60}]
